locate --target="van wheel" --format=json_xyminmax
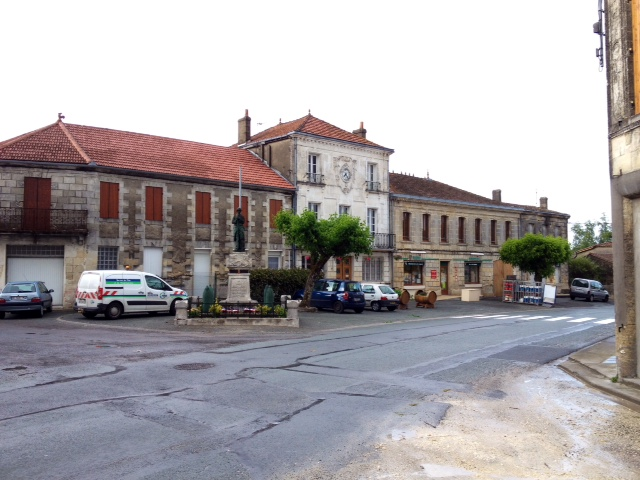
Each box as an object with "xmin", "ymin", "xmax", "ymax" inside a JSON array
[
  {"xmin": 169, "ymin": 300, "xmax": 178, "ymax": 316},
  {"xmin": 104, "ymin": 302, "xmax": 123, "ymax": 320},
  {"xmin": 371, "ymin": 302, "xmax": 381, "ymax": 312},
  {"xmin": 333, "ymin": 301, "xmax": 344, "ymax": 314}
]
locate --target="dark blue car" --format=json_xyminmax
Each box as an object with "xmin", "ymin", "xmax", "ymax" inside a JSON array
[{"xmin": 310, "ymin": 279, "xmax": 365, "ymax": 314}]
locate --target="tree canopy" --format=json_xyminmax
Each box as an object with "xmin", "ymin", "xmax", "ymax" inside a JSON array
[
  {"xmin": 274, "ymin": 210, "xmax": 373, "ymax": 306},
  {"xmin": 499, "ymin": 234, "xmax": 571, "ymax": 282},
  {"xmin": 571, "ymin": 213, "xmax": 612, "ymax": 252}
]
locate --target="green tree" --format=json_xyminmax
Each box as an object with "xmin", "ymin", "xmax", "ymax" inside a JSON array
[
  {"xmin": 499, "ymin": 234, "xmax": 571, "ymax": 282},
  {"xmin": 568, "ymin": 257, "xmax": 603, "ymax": 282},
  {"xmin": 571, "ymin": 213, "xmax": 612, "ymax": 251},
  {"xmin": 274, "ymin": 210, "xmax": 373, "ymax": 306}
]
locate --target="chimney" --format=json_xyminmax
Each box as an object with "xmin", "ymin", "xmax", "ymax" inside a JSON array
[
  {"xmin": 352, "ymin": 121, "xmax": 367, "ymax": 139},
  {"xmin": 540, "ymin": 197, "xmax": 548, "ymax": 210},
  {"xmin": 238, "ymin": 109, "xmax": 251, "ymax": 145},
  {"xmin": 492, "ymin": 189, "xmax": 502, "ymax": 202}
]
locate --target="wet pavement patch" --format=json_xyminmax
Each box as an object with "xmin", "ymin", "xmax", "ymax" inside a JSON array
[
  {"xmin": 2, "ymin": 366, "xmax": 27, "ymax": 371},
  {"xmin": 173, "ymin": 363, "xmax": 215, "ymax": 370},
  {"xmin": 490, "ymin": 345, "xmax": 574, "ymax": 364}
]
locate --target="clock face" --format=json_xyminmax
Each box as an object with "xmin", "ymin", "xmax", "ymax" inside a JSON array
[{"xmin": 340, "ymin": 165, "xmax": 351, "ymax": 182}]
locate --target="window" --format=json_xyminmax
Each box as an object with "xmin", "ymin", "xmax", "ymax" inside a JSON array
[
  {"xmin": 505, "ymin": 221, "xmax": 511, "ymax": 240},
  {"xmin": 464, "ymin": 262, "xmax": 481, "ymax": 284},
  {"xmin": 366, "ymin": 163, "xmax": 380, "ymax": 191},
  {"xmin": 403, "ymin": 262, "xmax": 424, "ymax": 285},
  {"xmin": 97, "ymin": 246, "xmax": 118, "ymax": 270},
  {"xmin": 491, "ymin": 220, "xmax": 497, "ymax": 245},
  {"xmin": 301, "ymin": 255, "xmax": 312, "ymax": 269},
  {"xmin": 339, "ymin": 205, "xmax": 350, "ymax": 216},
  {"xmin": 422, "ymin": 214, "xmax": 430, "ymax": 242},
  {"xmin": 475, "ymin": 219, "xmax": 482, "ymax": 244},
  {"xmin": 367, "ymin": 208, "xmax": 376, "ymax": 234},
  {"xmin": 554, "ymin": 224, "xmax": 560, "ymax": 237},
  {"xmin": 145, "ymin": 186, "xmax": 163, "ymax": 221},
  {"xmin": 458, "ymin": 217, "xmax": 466, "ymax": 244},
  {"xmin": 402, "ymin": 212, "xmax": 411, "ymax": 241},
  {"xmin": 100, "ymin": 182, "xmax": 119, "ymax": 219},
  {"xmin": 308, "ymin": 154, "xmax": 320, "ymax": 183},
  {"xmin": 440, "ymin": 215, "xmax": 449, "ymax": 243},
  {"xmin": 269, "ymin": 199, "xmax": 283, "ymax": 228},
  {"xmin": 195, "ymin": 191, "xmax": 211, "ymax": 225},
  {"xmin": 363, "ymin": 256, "xmax": 383, "ymax": 281},
  {"xmin": 528, "ymin": 223, "xmax": 535, "ymax": 233},
  {"xmin": 308, "ymin": 202, "xmax": 320, "ymax": 217},
  {"xmin": 268, "ymin": 254, "xmax": 281, "ymax": 269}
]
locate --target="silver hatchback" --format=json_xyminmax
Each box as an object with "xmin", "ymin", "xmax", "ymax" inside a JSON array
[
  {"xmin": 0, "ymin": 281, "xmax": 54, "ymax": 318},
  {"xmin": 570, "ymin": 278, "xmax": 609, "ymax": 302}
]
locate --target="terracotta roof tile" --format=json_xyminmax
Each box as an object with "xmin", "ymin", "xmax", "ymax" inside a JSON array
[
  {"xmin": 390, "ymin": 172, "xmax": 569, "ymax": 216},
  {"xmin": 246, "ymin": 114, "xmax": 390, "ymax": 150},
  {"xmin": 0, "ymin": 121, "xmax": 294, "ymax": 191}
]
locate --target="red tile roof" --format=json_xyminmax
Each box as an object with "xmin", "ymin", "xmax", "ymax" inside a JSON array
[
  {"xmin": 390, "ymin": 172, "xmax": 569, "ymax": 215},
  {"xmin": 245, "ymin": 114, "xmax": 391, "ymax": 151},
  {"xmin": 0, "ymin": 121, "xmax": 294, "ymax": 191}
]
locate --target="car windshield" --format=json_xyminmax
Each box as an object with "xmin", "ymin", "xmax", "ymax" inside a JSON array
[
  {"xmin": 4, "ymin": 283, "xmax": 35, "ymax": 294},
  {"xmin": 378, "ymin": 285, "xmax": 395, "ymax": 294}
]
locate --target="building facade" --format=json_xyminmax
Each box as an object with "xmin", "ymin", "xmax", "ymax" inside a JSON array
[
  {"xmin": 390, "ymin": 173, "xmax": 570, "ymax": 297},
  {"xmin": 0, "ymin": 119, "xmax": 295, "ymax": 308},
  {"xmin": 239, "ymin": 111, "xmax": 396, "ymax": 283},
  {"xmin": 604, "ymin": 0, "xmax": 640, "ymax": 377}
]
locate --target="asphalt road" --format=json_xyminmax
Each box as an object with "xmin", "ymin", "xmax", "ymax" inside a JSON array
[{"xmin": 0, "ymin": 297, "xmax": 627, "ymax": 479}]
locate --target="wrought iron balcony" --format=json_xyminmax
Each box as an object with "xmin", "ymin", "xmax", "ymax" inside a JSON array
[
  {"xmin": 371, "ymin": 232, "xmax": 396, "ymax": 250},
  {"xmin": 0, "ymin": 207, "xmax": 88, "ymax": 234},
  {"xmin": 306, "ymin": 172, "xmax": 324, "ymax": 184},
  {"xmin": 366, "ymin": 181, "xmax": 381, "ymax": 192}
]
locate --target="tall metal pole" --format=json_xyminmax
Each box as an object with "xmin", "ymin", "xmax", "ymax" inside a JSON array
[{"xmin": 239, "ymin": 167, "xmax": 242, "ymax": 204}]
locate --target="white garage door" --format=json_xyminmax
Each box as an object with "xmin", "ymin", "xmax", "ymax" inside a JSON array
[
  {"xmin": 193, "ymin": 249, "xmax": 212, "ymax": 298},
  {"xmin": 143, "ymin": 247, "xmax": 163, "ymax": 277},
  {"xmin": 7, "ymin": 247, "xmax": 64, "ymax": 306}
]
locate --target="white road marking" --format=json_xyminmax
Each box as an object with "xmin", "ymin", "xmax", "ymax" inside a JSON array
[
  {"xmin": 594, "ymin": 319, "xmax": 615, "ymax": 325},
  {"xmin": 543, "ymin": 316, "xmax": 573, "ymax": 322},
  {"xmin": 567, "ymin": 317, "xmax": 596, "ymax": 323}
]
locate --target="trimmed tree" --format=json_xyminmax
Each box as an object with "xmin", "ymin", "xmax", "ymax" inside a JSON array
[
  {"xmin": 274, "ymin": 210, "xmax": 373, "ymax": 307},
  {"xmin": 499, "ymin": 234, "xmax": 571, "ymax": 282}
]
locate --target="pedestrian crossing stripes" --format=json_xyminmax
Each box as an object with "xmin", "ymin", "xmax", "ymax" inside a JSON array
[{"xmin": 452, "ymin": 314, "xmax": 615, "ymax": 325}]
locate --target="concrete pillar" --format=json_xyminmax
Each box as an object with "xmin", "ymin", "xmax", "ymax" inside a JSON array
[{"xmin": 174, "ymin": 300, "xmax": 188, "ymax": 326}]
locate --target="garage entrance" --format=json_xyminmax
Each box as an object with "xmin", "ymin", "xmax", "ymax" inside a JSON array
[{"xmin": 6, "ymin": 245, "xmax": 64, "ymax": 305}]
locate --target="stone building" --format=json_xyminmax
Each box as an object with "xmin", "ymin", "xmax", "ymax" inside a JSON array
[
  {"xmin": 238, "ymin": 111, "xmax": 396, "ymax": 283},
  {"xmin": 0, "ymin": 118, "xmax": 294, "ymax": 308},
  {"xmin": 603, "ymin": 0, "xmax": 640, "ymax": 377},
  {"xmin": 390, "ymin": 173, "xmax": 570, "ymax": 297}
]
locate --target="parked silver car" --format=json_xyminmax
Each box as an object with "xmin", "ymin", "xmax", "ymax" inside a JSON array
[
  {"xmin": 570, "ymin": 278, "xmax": 609, "ymax": 302},
  {"xmin": 0, "ymin": 281, "xmax": 54, "ymax": 318},
  {"xmin": 361, "ymin": 283, "xmax": 399, "ymax": 312}
]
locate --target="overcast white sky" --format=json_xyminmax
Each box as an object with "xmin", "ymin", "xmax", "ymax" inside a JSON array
[{"xmin": 1, "ymin": 1, "xmax": 609, "ymax": 229}]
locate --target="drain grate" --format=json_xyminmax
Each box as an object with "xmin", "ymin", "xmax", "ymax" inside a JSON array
[{"xmin": 173, "ymin": 363, "xmax": 215, "ymax": 371}]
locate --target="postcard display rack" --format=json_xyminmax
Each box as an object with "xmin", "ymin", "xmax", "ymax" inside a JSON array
[{"xmin": 503, "ymin": 280, "xmax": 543, "ymax": 305}]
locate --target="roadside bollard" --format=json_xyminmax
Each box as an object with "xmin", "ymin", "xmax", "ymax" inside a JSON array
[{"xmin": 175, "ymin": 300, "xmax": 188, "ymax": 325}]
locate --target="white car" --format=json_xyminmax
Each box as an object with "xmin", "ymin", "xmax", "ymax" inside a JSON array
[{"xmin": 361, "ymin": 283, "xmax": 399, "ymax": 312}]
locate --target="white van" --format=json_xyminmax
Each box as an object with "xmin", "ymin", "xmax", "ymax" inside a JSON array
[{"xmin": 74, "ymin": 270, "xmax": 188, "ymax": 320}]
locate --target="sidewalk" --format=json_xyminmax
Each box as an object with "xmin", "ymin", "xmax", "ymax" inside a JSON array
[{"xmin": 559, "ymin": 336, "xmax": 640, "ymax": 413}]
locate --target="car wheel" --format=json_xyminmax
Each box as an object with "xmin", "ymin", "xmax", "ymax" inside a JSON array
[
  {"xmin": 371, "ymin": 301, "xmax": 381, "ymax": 312},
  {"xmin": 333, "ymin": 301, "xmax": 344, "ymax": 314},
  {"xmin": 104, "ymin": 302, "xmax": 123, "ymax": 320},
  {"xmin": 603, "ymin": 295, "xmax": 609, "ymax": 303},
  {"xmin": 354, "ymin": 308, "xmax": 364, "ymax": 314},
  {"xmin": 169, "ymin": 300, "xmax": 177, "ymax": 316},
  {"xmin": 46, "ymin": 302, "xmax": 53, "ymax": 313},
  {"xmin": 35, "ymin": 306, "xmax": 44, "ymax": 318},
  {"xmin": 0, "ymin": 312, "xmax": 5, "ymax": 319},
  {"xmin": 387, "ymin": 306, "xmax": 397, "ymax": 311},
  {"xmin": 587, "ymin": 294, "xmax": 594, "ymax": 302},
  {"xmin": 570, "ymin": 295, "xmax": 575, "ymax": 300},
  {"xmin": 82, "ymin": 312, "xmax": 98, "ymax": 319}
]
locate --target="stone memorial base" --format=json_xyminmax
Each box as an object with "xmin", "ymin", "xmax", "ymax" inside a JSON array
[{"xmin": 221, "ymin": 272, "xmax": 257, "ymax": 305}]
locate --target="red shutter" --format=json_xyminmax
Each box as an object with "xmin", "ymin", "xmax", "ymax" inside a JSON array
[
  {"xmin": 270, "ymin": 199, "xmax": 282, "ymax": 228},
  {"xmin": 146, "ymin": 186, "xmax": 163, "ymax": 221},
  {"xmin": 234, "ymin": 195, "xmax": 248, "ymax": 216},
  {"xmin": 23, "ymin": 177, "xmax": 51, "ymax": 231},
  {"xmin": 100, "ymin": 182, "xmax": 119, "ymax": 219},
  {"xmin": 196, "ymin": 192, "xmax": 211, "ymax": 224}
]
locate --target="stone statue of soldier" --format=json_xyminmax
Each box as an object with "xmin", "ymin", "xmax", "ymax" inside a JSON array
[{"xmin": 232, "ymin": 207, "xmax": 246, "ymax": 252}]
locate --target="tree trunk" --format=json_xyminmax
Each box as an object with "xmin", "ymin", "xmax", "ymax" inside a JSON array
[{"xmin": 300, "ymin": 258, "xmax": 329, "ymax": 308}]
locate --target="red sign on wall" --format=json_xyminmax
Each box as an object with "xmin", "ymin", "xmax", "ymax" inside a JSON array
[{"xmin": 431, "ymin": 269, "xmax": 438, "ymax": 279}]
